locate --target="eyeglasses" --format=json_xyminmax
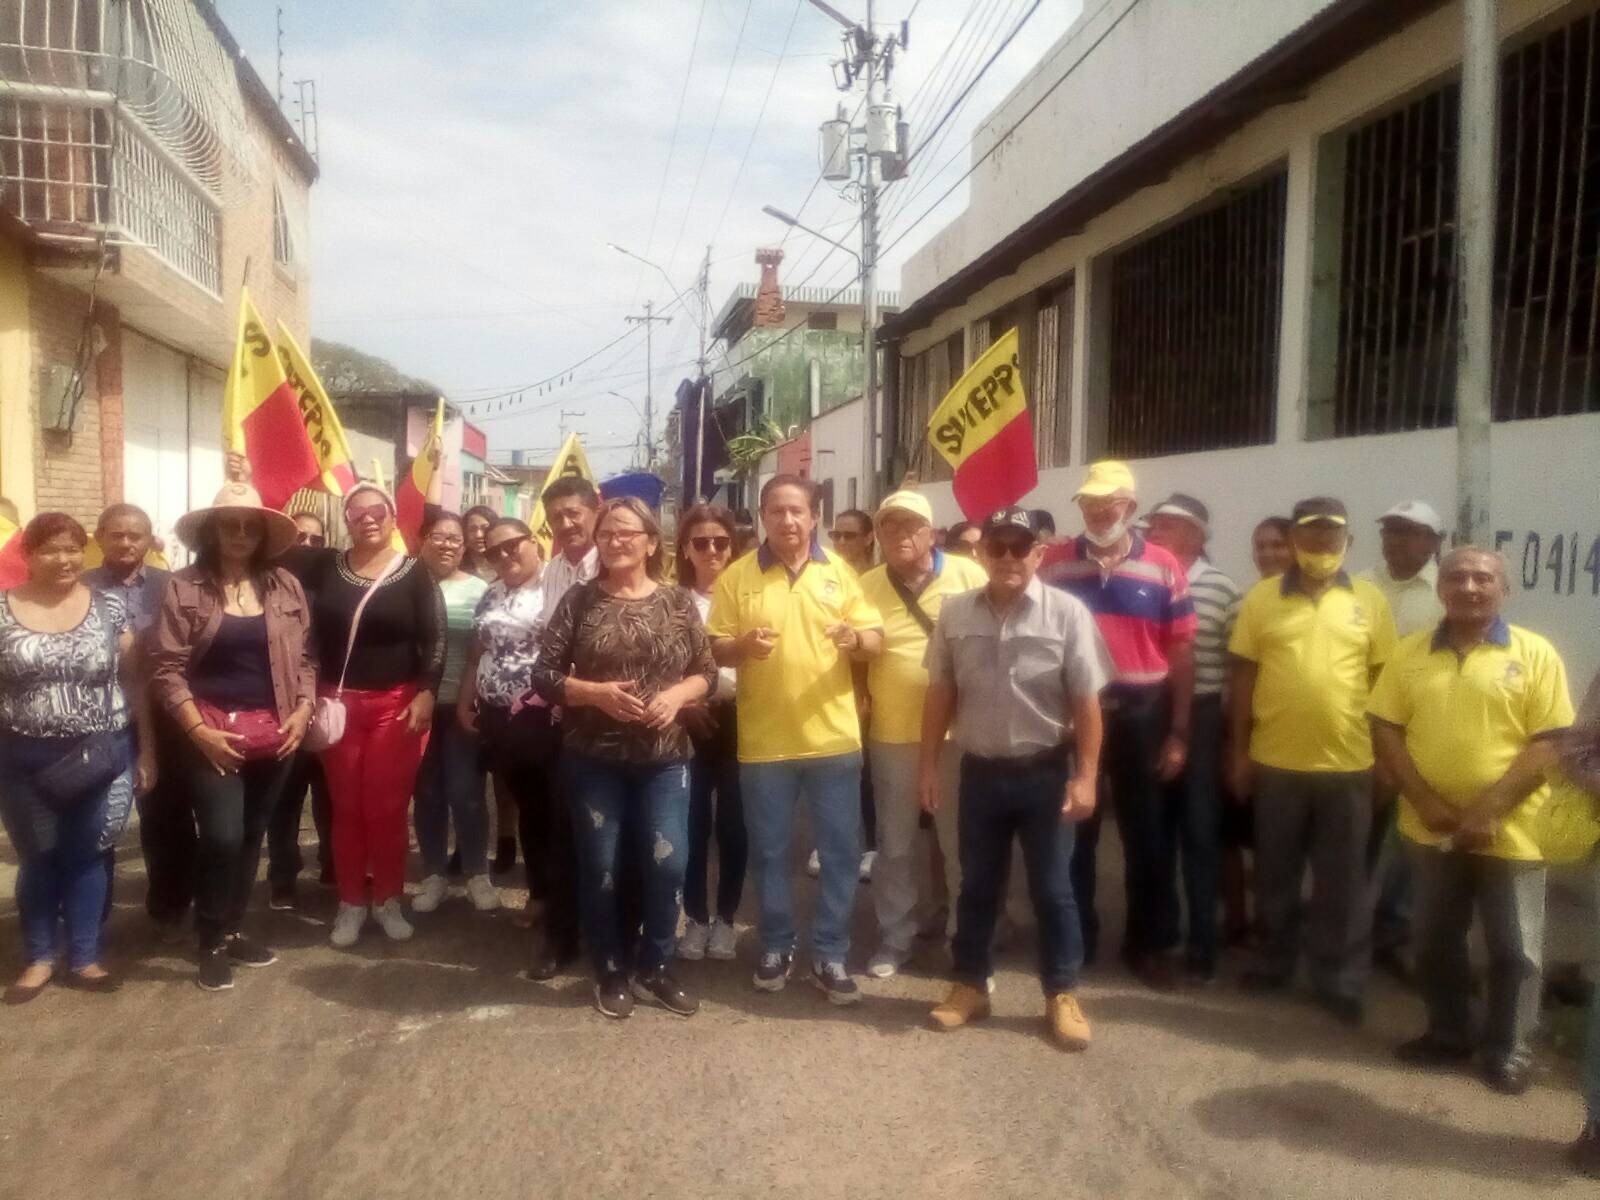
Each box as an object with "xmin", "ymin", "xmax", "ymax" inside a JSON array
[
  {"xmin": 596, "ymin": 528, "xmax": 647, "ymax": 545},
  {"xmin": 689, "ymin": 535, "xmax": 731, "ymax": 553},
  {"xmin": 426, "ymin": 534, "xmax": 465, "ymax": 548},
  {"xmin": 485, "ymin": 536, "xmax": 529, "ymax": 563},
  {"xmin": 983, "ymin": 538, "xmax": 1035, "ymax": 560},
  {"xmin": 296, "ymin": 532, "xmax": 326, "ymax": 548},
  {"xmin": 830, "ymin": 529, "xmax": 866, "ymax": 541},
  {"xmin": 345, "ymin": 502, "xmax": 389, "ymax": 525}
]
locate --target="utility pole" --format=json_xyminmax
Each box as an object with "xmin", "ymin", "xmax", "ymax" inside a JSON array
[
  {"xmin": 1455, "ymin": 0, "xmax": 1498, "ymax": 545},
  {"xmin": 626, "ymin": 301, "xmax": 673, "ymax": 471},
  {"xmin": 861, "ymin": 0, "xmax": 880, "ymax": 508},
  {"xmin": 691, "ymin": 245, "xmax": 712, "ymax": 502},
  {"xmin": 557, "ymin": 407, "xmax": 583, "ymax": 444}
]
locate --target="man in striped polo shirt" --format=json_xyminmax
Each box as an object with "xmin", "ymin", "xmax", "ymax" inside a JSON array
[
  {"xmin": 1146, "ymin": 493, "xmax": 1241, "ymax": 983},
  {"xmin": 1040, "ymin": 461, "xmax": 1197, "ymax": 989}
]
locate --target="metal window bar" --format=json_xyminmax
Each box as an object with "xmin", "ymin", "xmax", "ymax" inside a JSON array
[
  {"xmin": 1105, "ymin": 171, "xmax": 1286, "ymax": 459},
  {"xmin": 1333, "ymin": 9, "xmax": 1600, "ymax": 434}
]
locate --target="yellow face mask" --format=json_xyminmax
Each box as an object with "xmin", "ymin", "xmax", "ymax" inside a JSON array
[{"xmin": 1295, "ymin": 548, "xmax": 1346, "ymax": 581}]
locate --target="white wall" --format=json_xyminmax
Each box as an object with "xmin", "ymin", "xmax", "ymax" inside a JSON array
[{"xmin": 811, "ymin": 396, "xmax": 866, "ymax": 517}]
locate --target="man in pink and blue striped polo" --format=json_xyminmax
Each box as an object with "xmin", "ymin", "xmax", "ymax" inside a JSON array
[{"xmin": 1040, "ymin": 461, "xmax": 1196, "ymax": 989}]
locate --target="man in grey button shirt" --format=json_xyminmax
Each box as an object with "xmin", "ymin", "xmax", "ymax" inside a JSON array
[{"xmin": 919, "ymin": 506, "xmax": 1109, "ymax": 1050}]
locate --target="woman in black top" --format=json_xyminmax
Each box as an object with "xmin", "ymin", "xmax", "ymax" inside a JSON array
[
  {"xmin": 534, "ymin": 498, "xmax": 716, "ymax": 1020},
  {"xmin": 150, "ymin": 482, "xmax": 315, "ymax": 992}
]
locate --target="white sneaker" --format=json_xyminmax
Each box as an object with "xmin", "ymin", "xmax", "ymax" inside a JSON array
[
  {"xmin": 412, "ymin": 874, "xmax": 447, "ymax": 914},
  {"xmin": 330, "ymin": 903, "xmax": 366, "ymax": 948},
  {"xmin": 707, "ymin": 918, "xmax": 738, "ymax": 961},
  {"xmin": 373, "ymin": 898, "xmax": 414, "ymax": 941},
  {"xmin": 678, "ymin": 919, "xmax": 710, "ymax": 960},
  {"xmin": 806, "ymin": 850, "xmax": 821, "ymax": 878},
  {"xmin": 867, "ymin": 946, "xmax": 910, "ymax": 979},
  {"xmin": 859, "ymin": 850, "xmax": 878, "ymax": 882},
  {"xmin": 465, "ymin": 874, "xmax": 501, "ymax": 912}
]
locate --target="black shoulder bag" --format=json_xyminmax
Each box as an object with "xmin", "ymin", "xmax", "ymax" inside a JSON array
[
  {"xmin": 886, "ymin": 570, "xmax": 938, "ymax": 637},
  {"xmin": 33, "ymin": 593, "xmax": 132, "ymax": 810}
]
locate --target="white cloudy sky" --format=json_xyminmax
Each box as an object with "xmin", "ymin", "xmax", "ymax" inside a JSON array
[{"xmin": 215, "ymin": 0, "xmax": 1083, "ymax": 476}]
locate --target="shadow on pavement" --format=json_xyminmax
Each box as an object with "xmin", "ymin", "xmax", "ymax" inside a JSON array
[
  {"xmin": 1102, "ymin": 990, "xmax": 1395, "ymax": 1066},
  {"xmin": 1193, "ymin": 1079, "xmax": 1571, "ymax": 1184}
]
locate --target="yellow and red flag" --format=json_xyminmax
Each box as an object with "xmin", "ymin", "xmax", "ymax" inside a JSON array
[
  {"xmin": 276, "ymin": 322, "xmax": 359, "ymax": 497},
  {"xmin": 395, "ymin": 398, "xmax": 445, "ymax": 553},
  {"xmin": 223, "ymin": 289, "xmax": 320, "ymax": 510},
  {"xmin": 0, "ymin": 510, "xmax": 24, "ymax": 589},
  {"xmin": 927, "ymin": 327, "xmax": 1038, "ymax": 520},
  {"xmin": 526, "ymin": 433, "xmax": 596, "ymax": 555}
]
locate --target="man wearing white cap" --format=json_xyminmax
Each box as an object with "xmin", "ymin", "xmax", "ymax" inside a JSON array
[{"xmin": 856, "ymin": 490, "xmax": 988, "ymax": 979}]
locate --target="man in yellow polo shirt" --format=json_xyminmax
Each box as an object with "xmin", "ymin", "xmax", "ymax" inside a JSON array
[
  {"xmin": 1369, "ymin": 546, "xmax": 1573, "ymax": 1095},
  {"xmin": 1228, "ymin": 496, "xmax": 1397, "ymax": 1023},
  {"xmin": 857, "ymin": 489, "xmax": 987, "ymax": 979},
  {"xmin": 708, "ymin": 474, "xmax": 883, "ymax": 1004}
]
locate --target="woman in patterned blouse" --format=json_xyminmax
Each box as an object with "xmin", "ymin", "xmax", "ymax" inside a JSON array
[{"xmin": 534, "ymin": 498, "xmax": 717, "ymax": 1020}]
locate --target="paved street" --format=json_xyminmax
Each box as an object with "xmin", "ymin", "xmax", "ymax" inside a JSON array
[{"xmin": 1, "ymin": 828, "xmax": 1592, "ymax": 1200}]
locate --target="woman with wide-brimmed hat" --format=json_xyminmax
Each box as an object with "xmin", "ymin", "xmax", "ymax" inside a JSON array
[{"xmin": 148, "ymin": 481, "xmax": 316, "ymax": 992}]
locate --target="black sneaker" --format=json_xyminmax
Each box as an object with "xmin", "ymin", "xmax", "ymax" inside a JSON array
[
  {"xmin": 632, "ymin": 966, "xmax": 699, "ymax": 1016},
  {"xmin": 197, "ymin": 946, "xmax": 234, "ymax": 992},
  {"xmin": 753, "ymin": 949, "xmax": 794, "ymax": 992},
  {"xmin": 1483, "ymin": 1054, "xmax": 1533, "ymax": 1095},
  {"xmin": 268, "ymin": 883, "xmax": 297, "ymax": 911},
  {"xmin": 224, "ymin": 933, "xmax": 278, "ymax": 968},
  {"xmin": 594, "ymin": 971, "xmax": 634, "ymax": 1019},
  {"xmin": 810, "ymin": 960, "xmax": 862, "ymax": 1006},
  {"xmin": 1394, "ymin": 1032, "xmax": 1474, "ymax": 1067}
]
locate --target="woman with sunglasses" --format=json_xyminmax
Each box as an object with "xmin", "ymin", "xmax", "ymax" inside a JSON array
[
  {"xmin": 461, "ymin": 505, "xmax": 500, "ymax": 583},
  {"xmin": 149, "ymin": 483, "xmax": 315, "ymax": 991},
  {"xmin": 411, "ymin": 510, "xmax": 494, "ymax": 914},
  {"xmin": 673, "ymin": 504, "xmax": 745, "ymax": 963},
  {"xmin": 533, "ymin": 498, "xmax": 717, "ymax": 1019},
  {"xmin": 229, "ymin": 455, "xmax": 445, "ymax": 948}
]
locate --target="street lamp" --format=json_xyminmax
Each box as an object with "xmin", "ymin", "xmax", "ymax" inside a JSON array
[
  {"xmin": 761, "ymin": 205, "xmax": 862, "ymax": 268},
  {"xmin": 604, "ymin": 243, "xmax": 702, "ymax": 331}
]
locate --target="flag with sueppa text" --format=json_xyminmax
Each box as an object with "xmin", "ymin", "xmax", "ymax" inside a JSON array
[
  {"xmin": 223, "ymin": 289, "xmax": 322, "ymax": 510},
  {"xmin": 926, "ymin": 327, "xmax": 1038, "ymax": 520}
]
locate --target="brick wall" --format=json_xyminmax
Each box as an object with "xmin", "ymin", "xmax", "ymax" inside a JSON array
[{"xmin": 29, "ymin": 274, "xmax": 115, "ymax": 524}]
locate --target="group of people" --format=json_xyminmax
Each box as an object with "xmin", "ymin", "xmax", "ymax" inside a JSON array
[{"xmin": 4, "ymin": 453, "xmax": 1600, "ymax": 1172}]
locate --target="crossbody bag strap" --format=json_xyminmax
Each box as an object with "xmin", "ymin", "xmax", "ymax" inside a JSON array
[
  {"xmin": 886, "ymin": 569, "xmax": 936, "ymax": 637},
  {"xmin": 91, "ymin": 590, "xmax": 119, "ymax": 719},
  {"xmin": 333, "ymin": 551, "xmax": 403, "ymax": 697}
]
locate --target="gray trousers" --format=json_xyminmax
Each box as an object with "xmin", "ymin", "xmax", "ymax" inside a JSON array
[
  {"xmin": 1253, "ymin": 766, "xmax": 1373, "ymax": 999},
  {"xmin": 1410, "ymin": 841, "xmax": 1546, "ymax": 1063},
  {"xmin": 869, "ymin": 741, "xmax": 960, "ymax": 955}
]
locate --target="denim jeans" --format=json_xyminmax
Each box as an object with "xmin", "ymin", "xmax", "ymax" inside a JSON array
[
  {"xmin": 562, "ymin": 751, "xmax": 690, "ymax": 976},
  {"xmin": 742, "ymin": 752, "xmax": 862, "ymax": 963},
  {"xmin": 952, "ymin": 749, "xmax": 1084, "ymax": 995},
  {"xmin": 185, "ymin": 744, "xmax": 295, "ymax": 949},
  {"xmin": 267, "ymin": 753, "xmax": 332, "ymax": 888},
  {"xmin": 684, "ymin": 705, "xmax": 745, "ymax": 925},
  {"xmin": 1171, "ymin": 694, "xmax": 1224, "ymax": 971},
  {"xmin": 0, "ymin": 730, "xmax": 134, "ymax": 970},
  {"xmin": 414, "ymin": 716, "xmax": 488, "ymax": 877}
]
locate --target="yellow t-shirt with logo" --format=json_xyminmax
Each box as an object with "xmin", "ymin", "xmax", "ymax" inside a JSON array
[
  {"xmin": 707, "ymin": 544, "xmax": 884, "ymax": 764},
  {"xmin": 1368, "ymin": 622, "xmax": 1574, "ymax": 860},
  {"xmin": 859, "ymin": 551, "xmax": 989, "ymax": 745},
  {"xmin": 1229, "ymin": 573, "xmax": 1397, "ymax": 773}
]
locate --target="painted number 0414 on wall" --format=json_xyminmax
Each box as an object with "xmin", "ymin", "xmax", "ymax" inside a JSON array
[{"xmin": 1494, "ymin": 530, "xmax": 1600, "ymax": 596}]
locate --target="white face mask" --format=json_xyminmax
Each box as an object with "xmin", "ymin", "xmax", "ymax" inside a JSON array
[{"xmin": 1084, "ymin": 517, "xmax": 1131, "ymax": 549}]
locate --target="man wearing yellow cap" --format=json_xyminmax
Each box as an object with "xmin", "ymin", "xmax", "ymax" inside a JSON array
[
  {"xmin": 856, "ymin": 489, "xmax": 988, "ymax": 979},
  {"xmin": 1040, "ymin": 460, "xmax": 1196, "ymax": 989}
]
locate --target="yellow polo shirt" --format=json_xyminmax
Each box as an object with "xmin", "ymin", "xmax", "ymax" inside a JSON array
[
  {"xmin": 707, "ymin": 542, "xmax": 884, "ymax": 764},
  {"xmin": 859, "ymin": 550, "xmax": 989, "ymax": 744},
  {"xmin": 1230, "ymin": 570, "xmax": 1397, "ymax": 773},
  {"xmin": 1368, "ymin": 620, "xmax": 1574, "ymax": 860}
]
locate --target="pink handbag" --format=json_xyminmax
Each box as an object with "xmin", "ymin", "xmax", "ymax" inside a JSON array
[{"xmin": 304, "ymin": 552, "xmax": 402, "ymax": 752}]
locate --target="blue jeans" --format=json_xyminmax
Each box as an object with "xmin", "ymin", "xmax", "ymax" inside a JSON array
[
  {"xmin": 742, "ymin": 752, "xmax": 862, "ymax": 963},
  {"xmin": 562, "ymin": 751, "xmax": 689, "ymax": 976},
  {"xmin": 0, "ymin": 730, "xmax": 133, "ymax": 970},
  {"xmin": 953, "ymin": 749, "xmax": 1085, "ymax": 995},
  {"xmin": 1172, "ymin": 694, "xmax": 1224, "ymax": 970},
  {"xmin": 414, "ymin": 716, "xmax": 488, "ymax": 877}
]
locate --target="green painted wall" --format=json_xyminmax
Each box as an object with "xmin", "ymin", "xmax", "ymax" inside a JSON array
[{"xmin": 726, "ymin": 328, "xmax": 866, "ymax": 433}]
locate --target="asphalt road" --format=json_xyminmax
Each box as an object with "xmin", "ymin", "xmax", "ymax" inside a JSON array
[{"xmin": 1, "ymin": 830, "xmax": 1593, "ymax": 1199}]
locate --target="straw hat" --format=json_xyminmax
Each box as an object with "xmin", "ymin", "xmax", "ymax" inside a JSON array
[{"xmin": 174, "ymin": 481, "xmax": 299, "ymax": 558}]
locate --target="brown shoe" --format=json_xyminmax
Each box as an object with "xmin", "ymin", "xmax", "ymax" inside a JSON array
[
  {"xmin": 1048, "ymin": 991, "xmax": 1091, "ymax": 1050},
  {"xmin": 929, "ymin": 983, "xmax": 991, "ymax": 1031}
]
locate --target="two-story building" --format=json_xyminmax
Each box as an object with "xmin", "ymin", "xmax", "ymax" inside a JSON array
[{"xmin": 0, "ymin": 0, "xmax": 316, "ymax": 554}]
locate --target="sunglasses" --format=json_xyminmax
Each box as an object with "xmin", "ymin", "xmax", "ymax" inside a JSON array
[
  {"xmin": 216, "ymin": 517, "xmax": 263, "ymax": 537},
  {"xmin": 690, "ymin": 535, "xmax": 731, "ymax": 553},
  {"xmin": 485, "ymin": 535, "xmax": 529, "ymax": 562},
  {"xmin": 984, "ymin": 537, "xmax": 1036, "ymax": 560},
  {"xmin": 345, "ymin": 502, "xmax": 389, "ymax": 525},
  {"xmin": 296, "ymin": 533, "xmax": 326, "ymax": 548},
  {"xmin": 830, "ymin": 529, "xmax": 866, "ymax": 540}
]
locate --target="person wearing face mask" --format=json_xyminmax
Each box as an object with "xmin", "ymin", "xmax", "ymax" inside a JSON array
[
  {"xmin": 1228, "ymin": 496, "xmax": 1397, "ymax": 1024},
  {"xmin": 1040, "ymin": 461, "xmax": 1197, "ymax": 990}
]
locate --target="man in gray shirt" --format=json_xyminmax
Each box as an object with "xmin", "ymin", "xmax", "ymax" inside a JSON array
[{"xmin": 919, "ymin": 506, "xmax": 1109, "ymax": 1050}]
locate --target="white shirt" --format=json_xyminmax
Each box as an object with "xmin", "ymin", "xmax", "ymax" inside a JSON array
[
  {"xmin": 540, "ymin": 544, "xmax": 599, "ymax": 623},
  {"xmin": 1361, "ymin": 560, "xmax": 1444, "ymax": 639}
]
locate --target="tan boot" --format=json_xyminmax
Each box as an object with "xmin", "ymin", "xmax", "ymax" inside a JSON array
[
  {"xmin": 929, "ymin": 982, "xmax": 991, "ymax": 1031},
  {"xmin": 1048, "ymin": 991, "xmax": 1091, "ymax": 1051}
]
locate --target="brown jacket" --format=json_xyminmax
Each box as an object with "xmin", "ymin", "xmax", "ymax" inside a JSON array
[{"xmin": 149, "ymin": 565, "xmax": 317, "ymax": 724}]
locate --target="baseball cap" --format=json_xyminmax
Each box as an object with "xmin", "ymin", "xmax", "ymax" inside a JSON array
[
  {"xmin": 1148, "ymin": 492, "xmax": 1211, "ymax": 536},
  {"xmin": 1074, "ymin": 460, "xmax": 1136, "ymax": 499},
  {"xmin": 1291, "ymin": 496, "xmax": 1349, "ymax": 527},
  {"xmin": 875, "ymin": 489, "xmax": 933, "ymax": 526},
  {"xmin": 981, "ymin": 506, "xmax": 1037, "ymax": 539},
  {"xmin": 1377, "ymin": 500, "xmax": 1444, "ymax": 536}
]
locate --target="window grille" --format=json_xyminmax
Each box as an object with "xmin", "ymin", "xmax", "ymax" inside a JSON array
[
  {"xmin": 1106, "ymin": 171, "xmax": 1286, "ymax": 458},
  {"xmin": 896, "ymin": 330, "xmax": 963, "ymax": 482}
]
